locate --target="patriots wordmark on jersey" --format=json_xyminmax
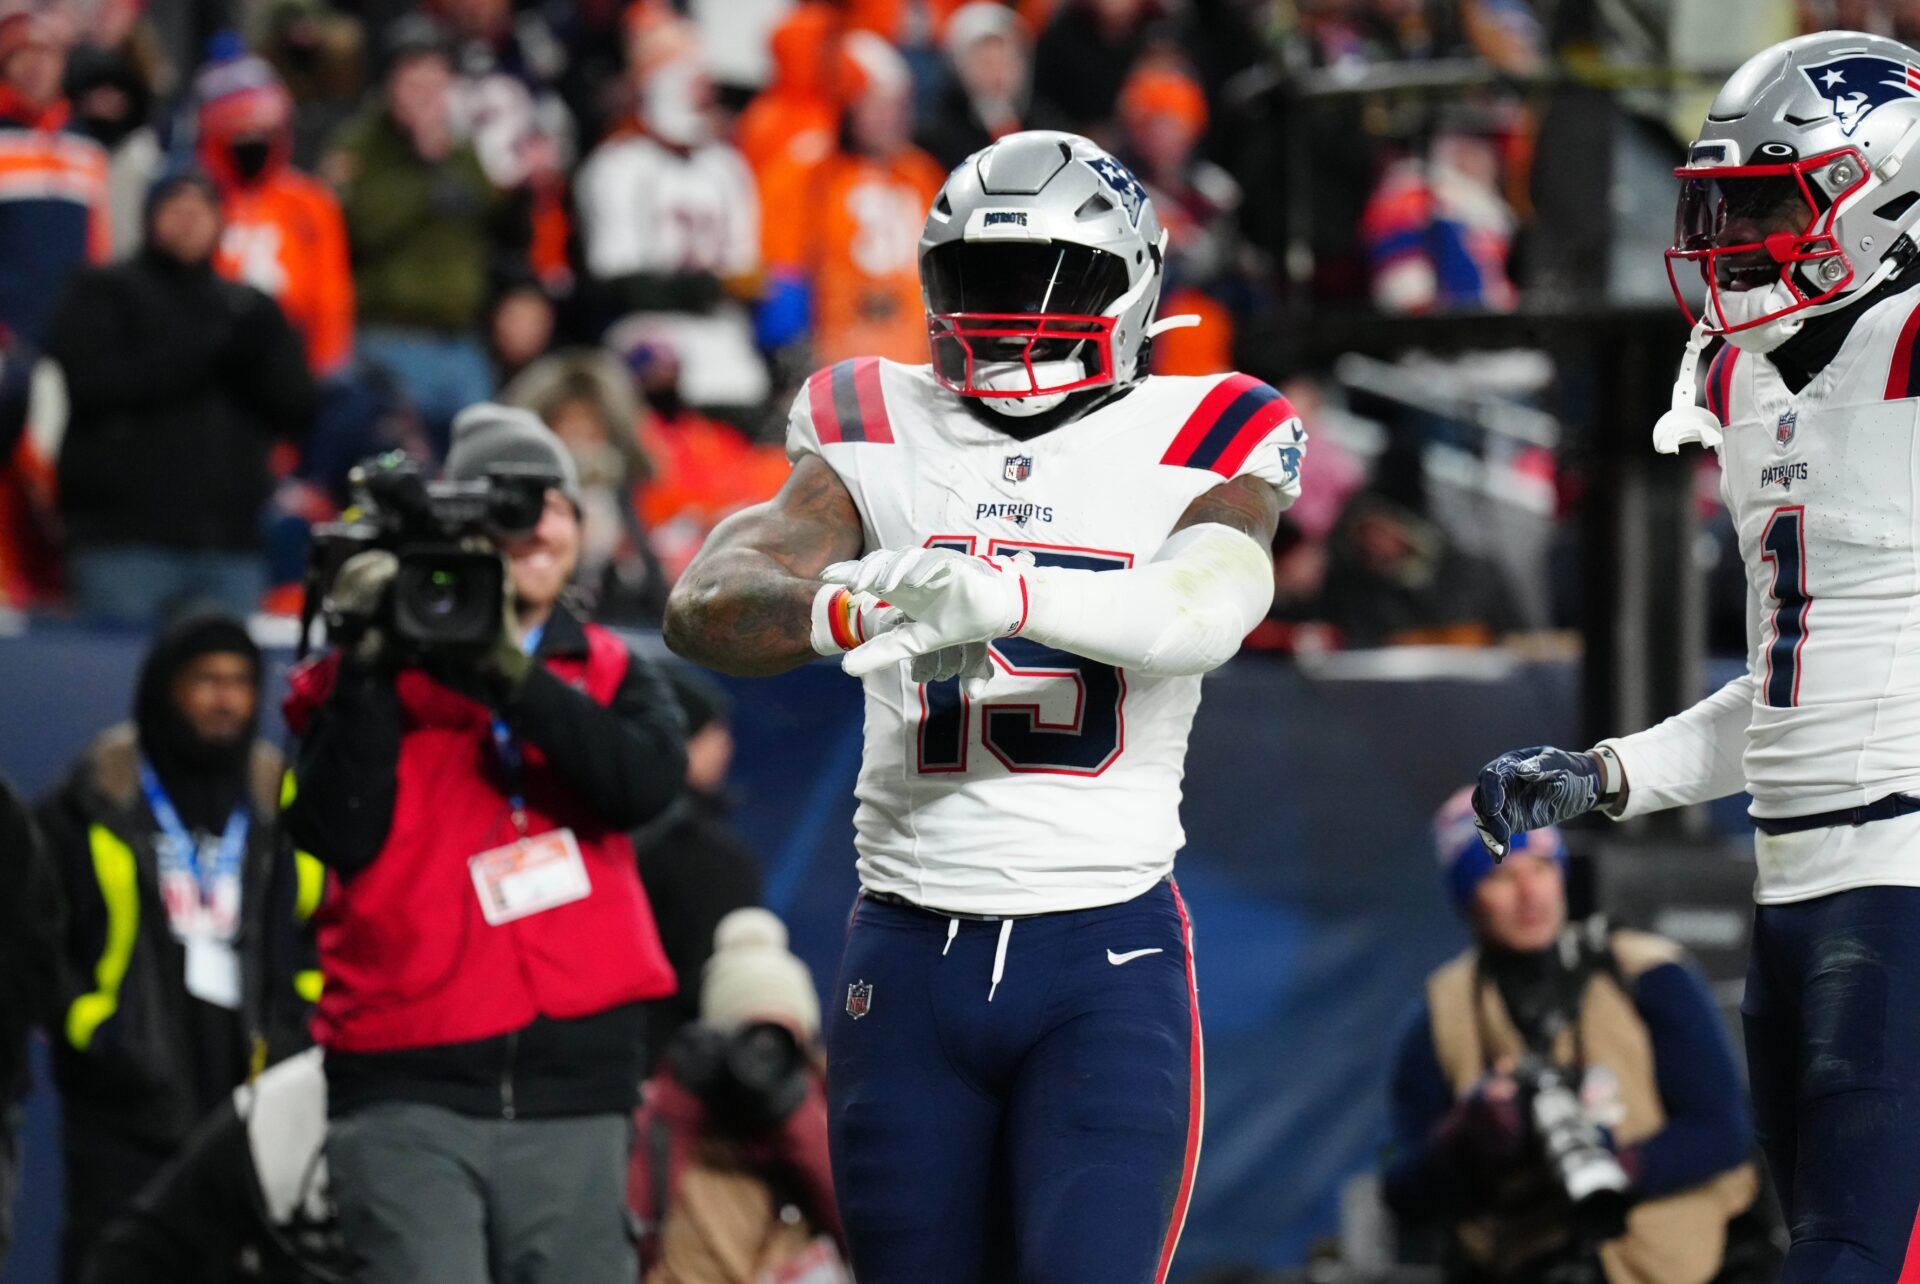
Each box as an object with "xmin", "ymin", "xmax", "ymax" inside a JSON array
[{"xmin": 788, "ymin": 357, "xmax": 1305, "ymax": 917}]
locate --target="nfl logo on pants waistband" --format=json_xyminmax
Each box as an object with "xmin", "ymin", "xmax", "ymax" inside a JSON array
[
  {"xmin": 846, "ymin": 980, "xmax": 873, "ymax": 1019},
  {"xmin": 1778, "ymin": 409, "xmax": 1798, "ymax": 446},
  {"xmin": 1003, "ymin": 455, "xmax": 1033, "ymax": 483}
]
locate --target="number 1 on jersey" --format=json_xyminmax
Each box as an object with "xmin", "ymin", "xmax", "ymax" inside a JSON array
[{"xmin": 1761, "ymin": 506, "xmax": 1810, "ymax": 709}]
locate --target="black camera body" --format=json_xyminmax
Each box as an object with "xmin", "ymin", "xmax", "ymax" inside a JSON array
[
  {"xmin": 305, "ymin": 453, "xmax": 558, "ymax": 655},
  {"xmin": 667, "ymin": 1020, "xmax": 811, "ymax": 1136}
]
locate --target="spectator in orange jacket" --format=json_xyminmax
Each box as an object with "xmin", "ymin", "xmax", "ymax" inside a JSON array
[
  {"xmin": 759, "ymin": 33, "xmax": 945, "ymax": 368},
  {"xmin": 732, "ymin": 1, "xmax": 840, "ymax": 185},
  {"xmin": 194, "ymin": 54, "xmax": 354, "ymax": 377}
]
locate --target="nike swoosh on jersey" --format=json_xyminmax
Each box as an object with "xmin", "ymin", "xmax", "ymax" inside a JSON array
[{"xmin": 1106, "ymin": 947, "xmax": 1164, "ymax": 966}]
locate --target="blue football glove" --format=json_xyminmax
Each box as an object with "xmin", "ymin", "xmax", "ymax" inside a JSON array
[{"xmin": 1471, "ymin": 746, "xmax": 1602, "ymax": 859}]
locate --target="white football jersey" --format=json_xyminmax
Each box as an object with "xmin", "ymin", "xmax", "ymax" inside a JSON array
[
  {"xmin": 1610, "ymin": 284, "xmax": 1920, "ymax": 901},
  {"xmin": 787, "ymin": 359, "xmax": 1305, "ymax": 916}
]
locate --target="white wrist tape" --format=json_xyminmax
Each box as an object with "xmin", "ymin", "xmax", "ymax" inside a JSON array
[{"xmin": 1018, "ymin": 523, "xmax": 1274, "ymax": 676}]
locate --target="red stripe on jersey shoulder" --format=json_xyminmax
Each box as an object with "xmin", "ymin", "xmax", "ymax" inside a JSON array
[
  {"xmin": 805, "ymin": 358, "xmax": 896, "ymax": 445},
  {"xmin": 1160, "ymin": 373, "xmax": 1260, "ymax": 468},
  {"xmin": 1888, "ymin": 298, "xmax": 1920, "ymax": 400},
  {"xmin": 806, "ymin": 364, "xmax": 844, "ymax": 444},
  {"xmin": 851, "ymin": 357, "xmax": 894, "ymax": 444}
]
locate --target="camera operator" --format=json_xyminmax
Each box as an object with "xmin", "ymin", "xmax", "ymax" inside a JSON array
[
  {"xmin": 282, "ymin": 403, "xmax": 686, "ymax": 1284},
  {"xmin": 630, "ymin": 909, "xmax": 845, "ymax": 1284},
  {"xmin": 1382, "ymin": 790, "xmax": 1763, "ymax": 1284}
]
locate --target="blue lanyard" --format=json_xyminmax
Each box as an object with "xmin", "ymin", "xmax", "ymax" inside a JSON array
[
  {"xmin": 490, "ymin": 621, "xmax": 546, "ymax": 830},
  {"xmin": 138, "ymin": 758, "xmax": 249, "ymax": 904}
]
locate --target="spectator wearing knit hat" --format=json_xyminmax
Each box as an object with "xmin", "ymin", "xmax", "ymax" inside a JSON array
[
  {"xmin": 1116, "ymin": 60, "xmax": 1247, "ymax": 376},
  {"xmin": 0, "ymin": 10, "xmax": 109, "ymax": 345},
  {"xmin": 1380, "ymin": 789, "xmax": 1761, "ymax": 1283},
  {"xmin": 630, "ymin": 909, "xmax": 845, "ymax": 1284},
  {"xmin": 195, "ymin": 49, "xmax": 356, "ymax": 376},
  {"xmin": 283, "ymin": 401, "xmax": 686, "ymax": 1284}
]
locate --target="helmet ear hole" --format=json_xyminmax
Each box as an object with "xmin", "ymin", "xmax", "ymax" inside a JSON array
[{"xmin": 1877, "ymin": 192, "xmax": 1920, "ymax": 223}]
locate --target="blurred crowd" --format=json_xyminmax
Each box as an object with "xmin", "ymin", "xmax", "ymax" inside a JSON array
[{"xmin": 0, "ymin": 0, "xmax": 1908, "ymax": 650}]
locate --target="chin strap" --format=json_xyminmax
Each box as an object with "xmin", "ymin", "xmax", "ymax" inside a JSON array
[
  {"xmin": 1145, "ymin": 314, "xmax": 1201, "ymax": 338},
  {"xmin": 1652, "ymin": 321, "xmax": 1723, "ymax": 455}
]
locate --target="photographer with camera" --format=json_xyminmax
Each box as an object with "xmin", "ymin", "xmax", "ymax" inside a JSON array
[
  {"xmin": 1382, "ymin": 790, "xmax": 1764, "ymax": 1284},
  {"xmin": 630, "ymin": 908, "xmax": 844, "ymax": 1284},
  {"xmin": 282, "ymin": 403, "xmax": 685, "ymax": 1284}
]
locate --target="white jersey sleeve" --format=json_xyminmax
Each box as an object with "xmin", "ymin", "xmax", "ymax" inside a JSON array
[{"xmin": 1597, "ymin": 672, "xmax": 1756, "ymax": 818}]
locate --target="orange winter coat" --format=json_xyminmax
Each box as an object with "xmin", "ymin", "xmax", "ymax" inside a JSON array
[
  {"xmin": 761, "ymin": 145, "xmax": 946, "ymax": 367},
  {"xmin": 211, "ymin": 169, "xmax": 354, "ymax": 377}
]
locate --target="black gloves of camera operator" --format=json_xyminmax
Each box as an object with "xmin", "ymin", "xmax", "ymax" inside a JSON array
[
  {"xmin": 1470, "ymin": 746, "xmax": 1605, "ymax": 859},
  {"xmin": 324, "ymin": 549, "xmax": 532, "ymax": 701},
  {"xmin": 1434, "ymin": 1070, "xmax": 1531, "ymax": 1174}
]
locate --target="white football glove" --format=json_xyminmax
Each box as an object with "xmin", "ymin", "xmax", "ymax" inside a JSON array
[
  {"xmin": 820, "ymin": 547, "xmax": 1028, "ymax": 678},
  {"xmin": 810, "ymin": 580, "xmax": 994, "ymax": 684}
]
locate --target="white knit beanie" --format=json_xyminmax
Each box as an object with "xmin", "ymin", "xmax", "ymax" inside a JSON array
[{"xmin": 700, "ymin": 908, "xmax": 820, "ymax": 1038}]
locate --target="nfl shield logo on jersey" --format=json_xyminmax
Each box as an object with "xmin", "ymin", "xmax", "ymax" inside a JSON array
[
  {"xmin": 1003, "ymin": 454, "xmax": 1034, "ymax": 483},
  {"xmin": 1777, "ymin": 409, "xmax": 1798, "ymax": 447},
  {"xmin": 845, "ymin": 980, "xmax": 873, "ymax": 1019}
]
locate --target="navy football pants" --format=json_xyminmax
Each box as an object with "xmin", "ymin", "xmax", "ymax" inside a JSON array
[
  {"xmin": 1744, "ymin": 885, "xmax": 1920, "ymax": 1282},
  {"xmin": 825, "ymin": 879, "xmax": 1202, "ymax": 1284}
]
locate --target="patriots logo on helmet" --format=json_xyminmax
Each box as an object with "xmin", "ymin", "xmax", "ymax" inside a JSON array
[
  {"xmin": 1799, "ymin": 54, "xmax": 1920, "ymax": 136},
  {"xmin": 1085, "ymin": 154, "xmax": 1148, "ymax": 227}
]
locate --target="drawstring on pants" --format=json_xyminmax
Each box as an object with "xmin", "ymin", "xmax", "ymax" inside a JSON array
[{"xmin": 940, "ymin": 915, "xmax": 1016, "ymax": 1001}]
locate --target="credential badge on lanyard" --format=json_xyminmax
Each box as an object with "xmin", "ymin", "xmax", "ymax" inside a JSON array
[{"xmin": 138, "ymin": 758, "xmax": 248, "ymax": 942}]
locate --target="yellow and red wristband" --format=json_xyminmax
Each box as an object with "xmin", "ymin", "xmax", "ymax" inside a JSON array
[{"xmin": 810, "ymin": 583, "xmax": 869, "ymax": 656}]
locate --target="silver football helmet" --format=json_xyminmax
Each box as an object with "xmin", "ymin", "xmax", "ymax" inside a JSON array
[
  {"xmin": 918, "ymin": 131, "xmax": 1169, "ymax": 417},
  {"xmin": 1669, "ymin": 30, "xmax": 1920, "ymax": 351}
]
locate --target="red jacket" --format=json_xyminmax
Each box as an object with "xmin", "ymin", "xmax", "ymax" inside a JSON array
[{"xmin": 285, "ymin": 617, "xmax": 679, "ymax": 1056}]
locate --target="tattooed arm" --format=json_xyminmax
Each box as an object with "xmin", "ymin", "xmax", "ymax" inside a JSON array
[
  {"xmin": 1172, "ymin": 474, "xmax": 1285, "ymax": 546},
  {"xmin": 663, "ymin": 454, "xmax": 866, "ymax": 676}
]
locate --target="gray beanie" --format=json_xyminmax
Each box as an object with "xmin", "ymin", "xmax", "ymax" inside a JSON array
[{"xmin": 445, "ymin": 402, "xmax": 583, "ymax": 511}]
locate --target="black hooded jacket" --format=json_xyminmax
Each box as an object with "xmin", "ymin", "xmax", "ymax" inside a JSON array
[
  {"xmin": 35, "ymin": 614, "xmax": 316, "ymax": 1152},
  {"xmin": 46, "ymin": 172, "xmax": 316, "ymax": 552}
]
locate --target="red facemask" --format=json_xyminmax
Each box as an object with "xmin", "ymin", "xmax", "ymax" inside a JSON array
[{"xmin": 1665, "ymin": 146, "xmax": 1869, "ymax": 334}]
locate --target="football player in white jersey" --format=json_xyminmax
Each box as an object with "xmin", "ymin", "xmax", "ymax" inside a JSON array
[
  {"xmin": 663, "ymin": 131, "xmax": 1305, "ymax": 1282},
  {"xmin": 1472, "ymin": 31, "xmax": 1920, "ymax": 1282}
]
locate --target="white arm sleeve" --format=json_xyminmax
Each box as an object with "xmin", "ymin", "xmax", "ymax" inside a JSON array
[
  {"xmin": 1017, "ymin": 522, "xmax": 1275, "ymax": 676},
  {"xmin": 1596, "ymin": 672, "xmax": 1754, "ymax": 819}
]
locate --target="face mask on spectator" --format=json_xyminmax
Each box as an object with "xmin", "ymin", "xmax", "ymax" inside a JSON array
[
  {"xmin": 643, "ymin": 62, "xmax": 709, "ymax": 147},
  {"xmin": 228, "ymin": 138, "xmax": 273, "ymax": 182}
]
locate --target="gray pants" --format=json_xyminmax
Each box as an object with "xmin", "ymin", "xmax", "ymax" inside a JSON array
[{"xmin": 328, "ymin": 1102, "xmax": 637, "ymax": 1284}]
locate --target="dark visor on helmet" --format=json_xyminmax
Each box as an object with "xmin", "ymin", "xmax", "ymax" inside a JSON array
[{"xmin": 921, "ymin": 241, "xmax": 1131, "ymax": 319}]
